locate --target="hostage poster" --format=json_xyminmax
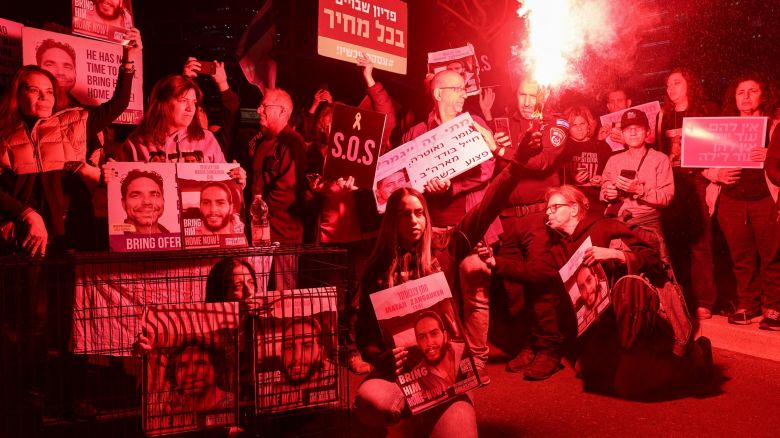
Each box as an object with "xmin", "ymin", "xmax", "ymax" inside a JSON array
[
  {"xmin": 72, "ymin": 0, "xmax": 135, "ymax": 44},
  {"xmin": 177, "ymin": 163, "xmax": 248, "ymax": 250},
  {"xmin": 252, "ymin": 287, "xmax": 340, "ymax": 413},
  {"xmin": 22, "ymin": 26, "xmax": 143, "ymax": 124},
  {"xmin": 427, "ymin": 43, "xmax": 481, "ymax": 97},
  {"xmin": 142, "ymin": 302, "xmax": 239, "ymax": 436},
  {"xmin": 559, "ymin": 237, "xmax": 610, "ymax": 336},
  {"xmin": 369, "ymin": 272, "xmax": 483, "ymax": 415},
  {"xmin": 106, "ymin": 162, "xmax": 182, "ymax": 252}
]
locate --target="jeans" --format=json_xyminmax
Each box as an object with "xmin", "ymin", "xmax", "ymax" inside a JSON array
[
  {"xmin": 353, "ymin": 373, "xmax": 477, "ymax": 437},
  {"xmin": 459, "ymin": 253, "xmax": 491, "ymax": 365},
  {"xmin": 625, "ymin": 213, "xmax": 671, "ymax": 268}
]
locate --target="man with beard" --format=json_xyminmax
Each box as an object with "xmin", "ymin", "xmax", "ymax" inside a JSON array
[
  {"xmin": 120, "ymin": 169, "xmax": 168, "ymax": 234},
  {"xmin": 195, "ymin": 182, "xmax": 243, "ymax": 235},
  {"xmin": 280, "ymin": 317, "xmax": 336, "ymax": 387},
  {"xmin": 410, "ymin": 311, "xmax": 467, "ymax": 400},
  {"xmin": 575, "ymin": 265, "xmax": 606, "ymax": 311},
  {"xmin": 164, "ymin": 341, "xmax": 234, "ymax": 413},
  {"xmin": 35, "ymin": 39, "xmax": 77, "ymax": 98},
  {"xmin": 86, "ymin": 0, "xmax": 134, "ymax": 29}
]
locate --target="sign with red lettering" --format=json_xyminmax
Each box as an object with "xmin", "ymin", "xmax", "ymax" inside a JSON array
[
  {"xmin": 72, "ymin": 0, "xmax": 135, "ymax": 44},
  {"xmin": 322, "ymin": 103, "xmax": 387, "ymax": 190},
  {"xmin": 317, "ymin": 0, "xmax": 408, "ymax": 75},
  {"xmin": 22, "ymin": 26, "xmax": 143, "ymax": 124},
  {"xmin": 681, "ymin": 116, "xmax": 767, "ymax": 169},
  {"xmin": 0, "ymin": 18, "xmax": 23, "ymax": 89}
]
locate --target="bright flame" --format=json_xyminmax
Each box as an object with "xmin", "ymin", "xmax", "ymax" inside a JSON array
[{"xmin": 517, "ymin": 0, "xmax": 614, "ymax": 88}]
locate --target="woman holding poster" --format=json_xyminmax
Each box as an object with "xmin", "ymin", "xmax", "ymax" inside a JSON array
[{"xmin": 353, "ymin": 127, "xmax": 547, "ymax": 436}]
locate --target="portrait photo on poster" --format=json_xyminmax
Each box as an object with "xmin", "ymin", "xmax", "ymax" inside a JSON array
[{"xmin": 72, "ymin": 0, "xmax": 135, "ymax": 44}]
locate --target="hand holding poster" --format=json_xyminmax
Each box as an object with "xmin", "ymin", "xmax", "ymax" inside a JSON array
[
  {"xmin": 142, "ymin": 302, "xmax": 239, "ymax": 436},
  {"xmin": 22, "ymin": 26, "xmax": 143, "ymax": 124},
  {"xmin": 323, "ymin": 103, "xmax": 387, "ymax": 189},
  {"xmin": 177, "ymin": 163, "xmax": 248, "ymax": 249},
  {"xmin": 72, "ymin": 0, "xmax": 135, "ymax": 44},
  {"xmin": 427, "ymin": 44, "xmax": 481, "ymax": 97},
  {"xmin": 559, "ymin": 237, "xmax": 610, "ymax": 336},
  {"xmin": 253, "ymin": 288, "xmax": 339, "ymax": 413},
  {"xmin": 599, "ymin": 101, "xmax": 661, "ymax": 152},
  {"xmin": 107, "ymin": 162, "xmax": 182, "ymax": 252},
  {"xmin": 317, "ymin": 0, "xmax": 408, "ymax": 75},
  {"xmin": 681, "ymin": 116, "xmax": 767, "ymax": 169},
  {"xmin": 369, "ymin": 272, "xmax": 483, "ymax": 415}
]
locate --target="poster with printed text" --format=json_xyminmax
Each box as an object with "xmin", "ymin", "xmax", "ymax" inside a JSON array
[
  {"xmin": 369, "ymin": 272, "xmax": 484, "ymax": 415},
  {"xmin": 427, "ymin": 44, "xmax": 481, "ymax": 97},
  {"xmin": 0, "ymin": 18, "xmax": 23, "ymax": 89},
  {"xmin": 72, "ymin": 0, "xmax": 134, "ymax": 44},
  {"xmin": 372, "ymin": 141, "xmax": 413, "ymax": 213},
  {"xmin": 22, "ymin": 26, "xmax": 143, "ymax": 124},
  {"xmin": 323, "ymin": 103, "xmax": 387, "ymax": 189},
  {"xmin": 107, "ymin": 162, "xmax": 182, "ymax": 252},
  {"xmin": 681, "ymin": 116, "xmax": 767, "ymax": 169},
  {"xmin": 317, "ymin": 0, "xmax": 408, "ymax": 75},
  {"xmin": 599, "ymin": 101, "xmax": 661, "ymax": 152},
  {"xmin": 559, "ymin": 237, "xmax": 610, "ymax": 336},
  {"xmin": 142, "ymin": 302, "xmax": 239, "ymax": 436},
  {"xmin": 252, "ymin": 287, "xmax": 340, "ymax": 413},
  {"xmin": 177, "ymin": 163, "xmax": 248, "ymax": 250}
]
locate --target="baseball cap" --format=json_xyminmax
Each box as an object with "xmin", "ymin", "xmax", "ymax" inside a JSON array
[{"xmin": 620, "ymin": 109, "xmax": 650, "ymax": 130}]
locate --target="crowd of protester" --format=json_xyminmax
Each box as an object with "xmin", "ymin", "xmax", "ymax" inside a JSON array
[{"xmin": 2, "ymin": 19, "xmax": 780, "ymax": 437}]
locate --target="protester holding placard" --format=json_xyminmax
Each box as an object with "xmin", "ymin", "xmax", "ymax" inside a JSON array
[
  {"xmin": 713, "ymin": 73, "xmax": 780, "ymax": 327},
  {"xmin": 656, "ymin": 68, "xmax": 719, "ymax": 320},
  {"xmin": 354, "ymin": 125, "xmax": 544, "ymax": 436}
]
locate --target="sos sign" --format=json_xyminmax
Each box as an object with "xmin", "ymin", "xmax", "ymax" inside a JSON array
[{"xmin": 323, "ymin": 103, "xmax": 387, "ymax": 190}]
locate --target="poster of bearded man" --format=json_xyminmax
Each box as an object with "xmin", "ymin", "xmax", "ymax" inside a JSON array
[{"xmin": 73, "ymin": 0, "xmax": 135, "ymax": 44}]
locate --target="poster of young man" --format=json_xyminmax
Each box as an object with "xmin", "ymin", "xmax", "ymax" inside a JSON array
[
  {"xmin": 0, "ymin": 18, "xmax": 23, "ymax": 89},
  {"xmin": 72, "ymin": 0, "xmax": 134, "ymax": 44},
  {"xmin": 427, "ymin": 44, "xmax": 481, "ymax": 97},
  {"xmin": 106, "ymin": 162, "xmax": 182, "ymax": 252},
  {"xmin": 372, "ymin": 141, "xmax": 414, "ymax": 213},
  {"xmin": 559, "ymin": 237, "xmax": 610, "ymax": 336},
  {"xmin": 21, "ymin": 26, "xmax": 143, "ymax": 124},
  {"xmin": 142, "ymin": 302, "xmax": 239, "ymax": 436},
  {"xmin": 252, "ymin": 287, "xmax": 340, "ymax": 414},
  {"xmin": 177, "ymin": 163, "xmax": 248, "ymax": 249},
  {"xmin": 322, "ymin": 103, "xmax": 387, "ymax": 190},
  {"xmin": 369, "ymin": 272, "xmax": 483, "ymax": 415}
]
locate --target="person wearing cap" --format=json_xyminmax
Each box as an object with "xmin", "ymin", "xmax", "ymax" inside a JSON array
[{"xmin": 600, "ymin": 108, "xmax": 674, "ymax": 265}]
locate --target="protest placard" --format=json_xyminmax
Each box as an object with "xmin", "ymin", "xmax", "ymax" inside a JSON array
[
  {"xmin": 22, "ymin": 26, "xmax": 143, "ymax": 124},
  {"xmin": 142, "ymin": 302, "xmax": 239, "ymax": 436},
  {"xmin": 317, "ymin": 0, "xmax": 408, "ymax": 75},
  {"xmin": 253, "ymin": 287, "xmax": 340, "ymax": 413},
  {"xmin": 427, "ymin": 43, "xmax": 481, "ymax": 96},
  {"xmin": 107, "ymin": 162, "xmax": 182, "ymax": 252},
  {"xmin": 0, "ymin": 18, "xmax": 23, "ymax": 89},
  {"xmin": 177, "ymin": 163, "xmax": 248, "ymax": 250},
  {"xmin": 369, "ymin": 272, "xmax": 483, "ymax": 415},
  {"xmin": 372, "ymin": 141, "xmax": 414, "ymax": 213},
  {"xmin": 323, "ymin": 103, "xmax": 387, "ymax": 189},
  {"xmin": 599, "ymin": 101, "xmax": 661, "ymax": 152},
  {"xmin": 72, "ymin": 0, "xmax": 134, "ymax": 44},
  {"xmin": 559, "ymin": 237, "xmax": 610, "ymax": 336},
  {"xmin": 681, "ymin": 116, "xmax": 767, "ymax": 169}
]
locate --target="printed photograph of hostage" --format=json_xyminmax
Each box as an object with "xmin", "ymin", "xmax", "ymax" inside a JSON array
[
  {"xmin": 279, "ymin": 316, "xmax": 337, "ymax": 387},
  {"xmin": 120, "ymin": 169, "xmax": 168, "ymax": 234},
  {"xmin": 194, "ymin": 181, "xmax": 245, "ymax": 236},
  {"xmin": 407, "ymin": 311, "xmax": 468, "ymax": 397},
  {"xmin": 566, "ymin": 262, "xmax": 610, "ymax": 335},
  {"xmin": 72, "ymin": 0, "xmax": 135, "ymax": 43},
  {"xmin": 85, "ymin": 0, "xmax": 134, "ymax": 29},
  {"xmin": 374, "ymin": 168, "xmax": 410, "ymax": 209},
  {"xmin": 163, "ymin": 340, "xmax": 235, "ymax": 413}
]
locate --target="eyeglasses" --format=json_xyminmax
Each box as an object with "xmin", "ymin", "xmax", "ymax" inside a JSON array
[
  {"xmin": 438, "ymin": 86, "xmax": 467, "ymax": 94},
  {"xmin": 546, "ymin": 203, "xmax": 572, "ymax": 214}
]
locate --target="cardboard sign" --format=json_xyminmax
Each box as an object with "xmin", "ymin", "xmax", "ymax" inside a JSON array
[
  {"xmin": 369, "ymin": 272, "xmax": 483, "ymax": 415},
  {"xmin": 681, "ymin": 116, "xmax": 767, "ymax": 169},
  {"xmin": 22, "ymin": 26, "xmax": 143, "ymax": 124},
  {"xmin": 372, "ymin": 141, "xmax": 414, "ymax": 213},
  {"xmin": 253, "ymin": 288, "xmax": 340, "ymax": 414},
  {"xmin": 599, "ymin": 101, "xmax": 661, "ymax": 152},
  {"xmin": 427, "ymin": 44, "xmax": 481, "ymax": 97},
  {"xmin": 0, "ymin": 18, "xmax": 23, "ymax": 88},
  {"xmin": 323, "ymin": 103, "xmax": 387, "ymax": 189},
  {"xmin": 317, "ymin": 0, "xmax": 408, "ymax": 75},
  {"xmin": 142, "ymin": 303, "xmax": 239, "ymax": 436},
  {"xmin": 72, "ymin": 0, "xmax": 135, "ymax": 44},
  {"xmin": 177, "ymin": 163, "xmax": 248, "ymax": 250},
  {"xmin": 107, "ymin": 162, "xmax": 182, "ymax": 252},
  {"xmin": 558, "ymin": 237, "xmax": 610, "ymax": 336}
]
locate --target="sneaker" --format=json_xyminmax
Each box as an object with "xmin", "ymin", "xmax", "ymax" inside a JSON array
[
  {"xmin": 523, "ymin": 352, "xmax": 562, "ymax": 381},
  {"xmin": 475, "ymin": 362, "xmax": 491, "ymax": 385},
  {"xmin": 506, "ymin": 348, "xmax": 535, "ymax": 373},
  {"xmin": 696, "ymin": 307, "xmax": 712, "ymax": 320},
  {"xmin": 759, "ymin": 309, "xmax": 780, "ymax": 331},
  {"xmin": 347, "ymin": 352, "xmax": 372, "ymax": 375},
  {"xmin": 727, "ymin": 307, "xmax": 762, "ymax": 325}
]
